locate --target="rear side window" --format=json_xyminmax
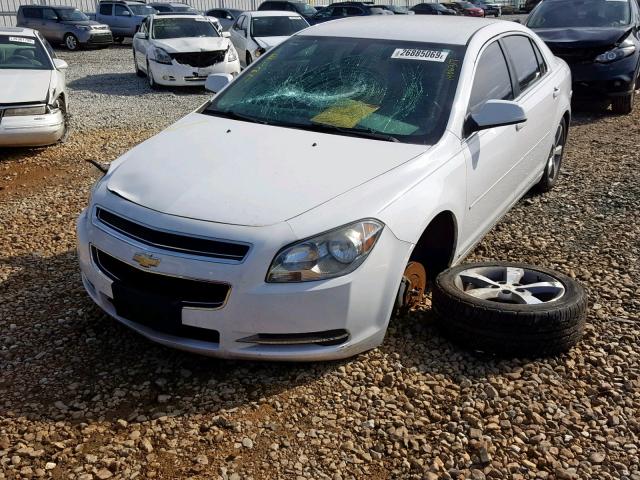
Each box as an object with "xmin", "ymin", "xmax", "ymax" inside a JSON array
[
  {"xmin": 42, "ymin": 8, "xmax": 58, "ymax": 20},
  {"xmin": 99, "ymin": 3, "xmax": 113, "ymax": 15},
  {"xmin": 531, "ymin": 39, "xmax": 548, "ymax": 76},
  {"xmin": 345, "ymin": 6, "xmax": 364, "ymax": 14},
  {"xmin": 469, "ymin": 41, "xmax": 513, "ymax": 114},
  {"xmin": 502, "ymin": 35, "xmax": 541, "ymax": 94},
  {"xmin": 22, "ymin": 7, "xmax": 43, "ymax": 19}
]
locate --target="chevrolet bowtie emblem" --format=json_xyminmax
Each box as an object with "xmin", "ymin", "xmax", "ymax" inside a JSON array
[{"xmin": 132, "ymin": 252, "xmax": 160, "ymax": 268}]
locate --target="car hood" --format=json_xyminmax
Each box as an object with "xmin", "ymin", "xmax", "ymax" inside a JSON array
[
  {"xmin": 0, "ymin": 70, "xmax": 51, "ymax": 104},
  {"xmin": 106, "ymin": 113, "xmax": 428, "ymax": 226},
  {"xmin": 153, "ymin": 36, "xmax": 229, "ymax": 53},
  {"xmin": 254, "ymin": 36, "xmax": 289, "ymax": 50},
  {"xmin": 531, "ymin": 26, "xmax": 630, "ymax": 49}
]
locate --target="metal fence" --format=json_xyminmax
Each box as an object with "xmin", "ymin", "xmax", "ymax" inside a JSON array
[{"xmin": 1, "ymin": 0, "xmax": 523, "ymax": 27}]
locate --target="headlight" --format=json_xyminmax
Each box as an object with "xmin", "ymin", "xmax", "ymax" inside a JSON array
[
  {"xmin": 254, "ymin": 47, "xmax": 266, "ymax": 58},
  {"xmin": 152, "ymin": 47, "xmax": 172, "ymax": 65},
  {"xmin": 227, "ymin": 46, "xmax": 238, "ymax": 62},
  {"xmin": 266, "ymin": 219, "xmax": 384, "ymax": 283},
  {"xmin": 595, "ymin": 37, "xmax": 636, "ymax": 63},
  {"xmin": 3, "ymin": 106, "xmax": 47, "ymax": 116},
  {"xmin": 78, "ymin": 25, "xmax": 91, "ymax": 31}
]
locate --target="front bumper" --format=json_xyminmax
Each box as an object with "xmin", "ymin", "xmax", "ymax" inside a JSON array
[
  {"xmin": 82, "ymin": 31, "xmax": 114, "ymax": 47},
  {"xmin": 149, "ymin": 58, "xmax": 241, "ymax": 86},
  {"xmin": 567, "ymin": 55, "xmax": 638, "ymax": 99},
  {"xmin": 0, "ymin": 110, "xmax": 65, "ymax": 147},
  {"xmin": 76, "ymin": 200, "xmax": 411, "ymax": 361}
]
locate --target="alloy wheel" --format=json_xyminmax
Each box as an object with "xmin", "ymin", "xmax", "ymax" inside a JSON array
[{"xmin": 546, "ymin": 123, "xmax": 564, "ymax": 182}]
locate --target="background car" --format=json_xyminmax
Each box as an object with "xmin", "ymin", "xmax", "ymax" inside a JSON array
[
  {"xmin": 469, "ymin": 0, "xmax": 501, "ymax": 17},
  {"xmin": 96, "ymin": 0, "xmax": 156, "ymax": 42},
  {"xmin": 204, "ymin": 8, "xmax": 244, "ymax": 31},
  {"xmin": 132, "ymin": 14, "xmax": 239, "ymax": 88},
  {"xmin": 312, "ymin": 2, "xmax": 390, "ymax": 23},
  {"xmin": 148, "ymin": 2, "xmax": 198, "ymax": 14},
  {"xmin": 0, "ymin": 27, "xmax": 68, "ymax": 147},
  {"xmin": 379, "ymin": 5, "xmax": 415, "ymax": 14},
  {"xmin": 411, "ymin": 3, "xmax": 457, "ymax": 15},
  {"xmin": 446, "ymin": 1, "xmax": 485, "ymax": 16},
  {"xmin": 16, "ymin": 5, "xmax": 113, "ymax": 50},
  {"xmin": 257, "ymin": 1, "xmax": 318, "ymax": 24},
  {"xmin": 229, "ymin": 11, "xmax": 308, "ymax": 67},
  {"xmin": 523, "ymin": 0, "xmax": 543, "ymax": 13},
  {"xmin": 527, "ymin": 0, "xmax": 640, "ymax": 114}
]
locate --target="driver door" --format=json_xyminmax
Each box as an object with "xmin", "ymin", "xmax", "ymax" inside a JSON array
[{"xmin": 460, "ymin": 40, "xmax": 521, "ymax": 252}]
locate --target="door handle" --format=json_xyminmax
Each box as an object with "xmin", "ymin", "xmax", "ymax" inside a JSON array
[
  {"xmin": 515, "ymin": 123, "xmax": 525, "ymax": 132},
  {"xmin": 553, "ymin": 87, "xmax": 560, "ymax": 99}
]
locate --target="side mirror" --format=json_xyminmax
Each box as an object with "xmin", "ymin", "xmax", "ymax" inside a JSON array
[
  {"xmin": 122, "ymin": 10, "xmax": 131, "ymax": 16},
  {"xmin": 466, "ymin": 100, "xmax": 527, "ymax": 135},
  {"xmin": 205, "ymin": 73, "xmax": 233, "ymax": 93},
  {"xmin": 222, "ymin": 31, "xmax": 230, "ymax": 38},
  {"xmin": 53, "ymin": 58, "xmax": 68, "ymax": 70},
  {"xmin": 135, "ymin": 31, "xmax": 148, "ymax": 39}
]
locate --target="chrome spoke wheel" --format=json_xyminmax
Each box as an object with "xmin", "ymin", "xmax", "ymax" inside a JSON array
[
  {"xmin": 546, "ymin": 123, "xmax": 564, "ymax": 182},
  {"xmin": 454, "ymin": 265, "xmax": 565, "ymax": 305},
  {"xmin": 65, "ymin": 35, "xmax": 78, "ymax": 51}
]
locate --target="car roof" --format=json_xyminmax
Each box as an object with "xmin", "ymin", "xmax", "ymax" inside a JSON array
[
  {"xmin": 0, "ymin": 26, "xmax": 36, "ymax": 37},
  {"xmin": 151, "ymin": 13, "xmax": 206, "ymax": 19},
  {"xmin": 248, "ymin": 10, "xmax": 303, "ymax": 16},
  {"xmin": 300, "ymin": 16, "xmax": 501, "ymax": 44}
]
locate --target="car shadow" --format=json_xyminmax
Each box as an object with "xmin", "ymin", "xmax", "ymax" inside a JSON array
[{"xmin": 67, "ymin": 72, "xmax": 208, "ymax": 96}]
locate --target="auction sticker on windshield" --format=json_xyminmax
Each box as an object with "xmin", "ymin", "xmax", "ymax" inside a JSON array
[
  {"xmin": 391, "ymin": 48, "xmax": 448, "ymax": 62},
  {"xmin": 9, "ymin": 37, "xmax": 35, "ymax": 44}
]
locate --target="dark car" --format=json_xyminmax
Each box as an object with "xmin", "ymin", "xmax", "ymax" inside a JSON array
[
  {"xmin": 469, "ymin": 0, "xmax": 501, "ymax": 17},
  {"xmin": 378, "ymin": 4, "xmax": 415, "ymax": 14},
  {"xmin": 523, "ymin": 0, "xmax": 543, "ymax": 13},
  {"xmin": 149, "ymin": 2, "xmax": 198, "ymax": 13},
  {"xmin": 16, "ymin": 5, "xmax": 113, "ymax": 50},
  {"xmin": 204, "ymin": 8, "xmax": 244, "ymax": 30},
  {"xmin": 411, "ymin": 3, "xmax": 457, "ymax": 15},
  {"xmin": 527, "ymin": 0, "xmax": 640, "ymax": 114},
  {"xmin": 311, "ymin": 2, "xmax": 390, "ymax": 23},
  {"xmin": 257, "ymin": 1, "xmax": 318, "ymax": 23}
]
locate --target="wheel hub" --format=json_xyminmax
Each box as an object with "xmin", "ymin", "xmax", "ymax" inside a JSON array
[{"xmin": 400, "ymin": 261, "xmax": 427, "ymax": 311}]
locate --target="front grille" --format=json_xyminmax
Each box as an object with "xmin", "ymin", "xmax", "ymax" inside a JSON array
[
  {"xmin": 89, "ymin": 33, "xmax": 113, "ymax": 44},
  {"xmin": 92, "ymin": 247, "xmax": 230, "ymax": 308},
  {"xmin": 95, "ymin": 207, "xmax": 250, "ymax": 261},
  {"xmin": 549, "ymin": 46, "xmax": 608, "ymax": 64},
  {"xmin": 170, "ymin": 49, "xmax": 227, "ymax": 68}
]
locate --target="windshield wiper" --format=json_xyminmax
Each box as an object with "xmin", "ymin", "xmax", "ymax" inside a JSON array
[
  {"xmin": 201, "ymin": 108, "xmax": 271, "ymax": 125},
  {"xmin": 304, "ymin": 122, "xmax": 400, "ymax": 143}
]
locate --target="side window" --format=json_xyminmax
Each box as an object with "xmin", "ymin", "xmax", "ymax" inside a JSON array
[
  {"xmin": 115, "ymin": 5, "xmax": 130, "ymax": 16},
  {"xmin": 346, "ymin": 6, "xmax": 364, "ymax": 15},
  {"xmin": 531, "ymin": 39, "xmax": 548, "ymax": 76},
  {"xmin": 139, "ymin": 18, "xmax": 148, "ymax": 33},
  {"xmin": 502, "ymin": 35, "xmax": 541, "ymax": 94},
  {"xmin": 468, "ymin": 41, "xmax": 514, "ymax": 114},
  {"xmin": 99, "ymin": 3, "xmax": 113, "ymax": 15},
  {"xmin": 260, "ymin": 1, "xmax": 274, "ymax": 8},
  {"xmin": 42, "ymin": 8, "xmax": 58, "ymax": 20},
  {"xmin": 23, "ymin": 7, "xmax": 43, "ymax": 19}
]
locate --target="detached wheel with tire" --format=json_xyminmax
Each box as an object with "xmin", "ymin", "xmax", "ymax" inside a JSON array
[
  {"xmin": 64, "ymin": 33, "xmax": 79, "ymax": 51},
  {"xmin": 432, "ymin": 262, "xmax": 587, "ymax": 357}
]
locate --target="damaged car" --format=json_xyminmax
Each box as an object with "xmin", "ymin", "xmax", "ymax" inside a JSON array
[
  {"xmin": 132, "ymin": 13, "xmax": 240, "ymax": 87},
  {"xmin": 78, "ymin": 16, "xmax": 571, "ymax": 361},
  {"xmin": 0, "ymin": 27, "xmax": 68, "ymax": 147},
  {"xmin": 527, "ymin": 0, "xmax": 640, "ymax": 114}
]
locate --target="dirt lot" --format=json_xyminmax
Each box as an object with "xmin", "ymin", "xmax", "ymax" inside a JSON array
[{"xmin": 0, "ymin": 46, "xmax": 639, "ymax": 480}]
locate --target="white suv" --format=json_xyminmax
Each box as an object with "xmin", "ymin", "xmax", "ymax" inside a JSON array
[{"xmin": 77, "ymin": 16, "xmax": 572, "ymax": 361}]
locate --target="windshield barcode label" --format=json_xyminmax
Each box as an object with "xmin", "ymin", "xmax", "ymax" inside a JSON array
[{"xmin": 391, "ymin": 48, "xmax": 448, "ymax": 62}]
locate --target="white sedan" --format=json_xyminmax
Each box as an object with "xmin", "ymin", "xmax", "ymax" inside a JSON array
[
  {"xmin": 132, "ymin": 14, "xmax": 240, "ymax": 88},
  {"xmin": 77, "ymin": 16, "xmax": 571, "ymax": 361},
  {"xmin": 0, "ymin": 27, "xmax": 68, "ymax": 147},
  {"xmin": 229, "ymin": 11, "xmax": 309, "ymax": 68}
]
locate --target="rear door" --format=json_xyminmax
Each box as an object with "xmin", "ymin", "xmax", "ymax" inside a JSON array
[
  {"xmin": 39, "ymin": 8, "xmax": 61, "ymax": 42},
  {"xmin": 501, "ymin": 34, "xmax": 557, "ymax": 196}
]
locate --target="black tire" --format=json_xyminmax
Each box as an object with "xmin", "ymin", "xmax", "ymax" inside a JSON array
[
  {"xmin": 536, "ymin": 118, "xmax": 567, "ymax": 193},
  {"xmin": 133, "ymin": 50, "xmax": 145, "ymax": 77},
  {"xmin": 64, "ymin": 33, "xmax": 79, "ymax": 51},
  {"xmin": 113, "ymin": 36, "xmax": 124, "ymax": 44},
  {"xmin": 246, "ymin": 52, "xmax": 252, "ymax": 67},
  {"xmin": 432, "ymin": 262, "xmax": 587, "ymax": 357},
  {"xmin": 611, "ymin": 90, "xmax": 635, "ymax": 115}
]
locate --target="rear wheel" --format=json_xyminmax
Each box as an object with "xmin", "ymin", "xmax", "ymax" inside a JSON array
[
  {"xmin": 64, "ymin": 33, "xmax": 79, "ymax": 51},
  {"xmin": 536, "ymin": 119, "xmax": 566, "ymax": 193},
  {"xmin": 611, "ymin": 90, "xmax": 635, "ymax": 115},
  {"xmin": 113, "ymin": 36, "xmax": 124, "ymax": 44}
]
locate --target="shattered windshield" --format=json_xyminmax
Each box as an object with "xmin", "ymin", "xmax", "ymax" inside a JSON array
[
  {"xmin": 527, "ymin": 0, "xmax": 631, "ymax": 28},
  {"xmin": 204, "ymin": 36, "xmax": 464, "ymax": 144}
]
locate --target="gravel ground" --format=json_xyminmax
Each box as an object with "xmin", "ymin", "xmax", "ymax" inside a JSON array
[{"xmin": 0, "ymin": 46, "xmax": 639, "ymax": 480}]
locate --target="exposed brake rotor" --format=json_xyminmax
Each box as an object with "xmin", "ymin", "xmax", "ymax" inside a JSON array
[{"xmin": 398, "ymin": 261, "xmax": 427, "ymax": 313}]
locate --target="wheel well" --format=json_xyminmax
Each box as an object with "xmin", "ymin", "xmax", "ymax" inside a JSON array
[
  {"xmin": 409, "ymin": 211, "xmax": 457, "ymax": 282},
  {"xmin": 562, "ymin": 110, "xmax": 571, "ymax": 129}
]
